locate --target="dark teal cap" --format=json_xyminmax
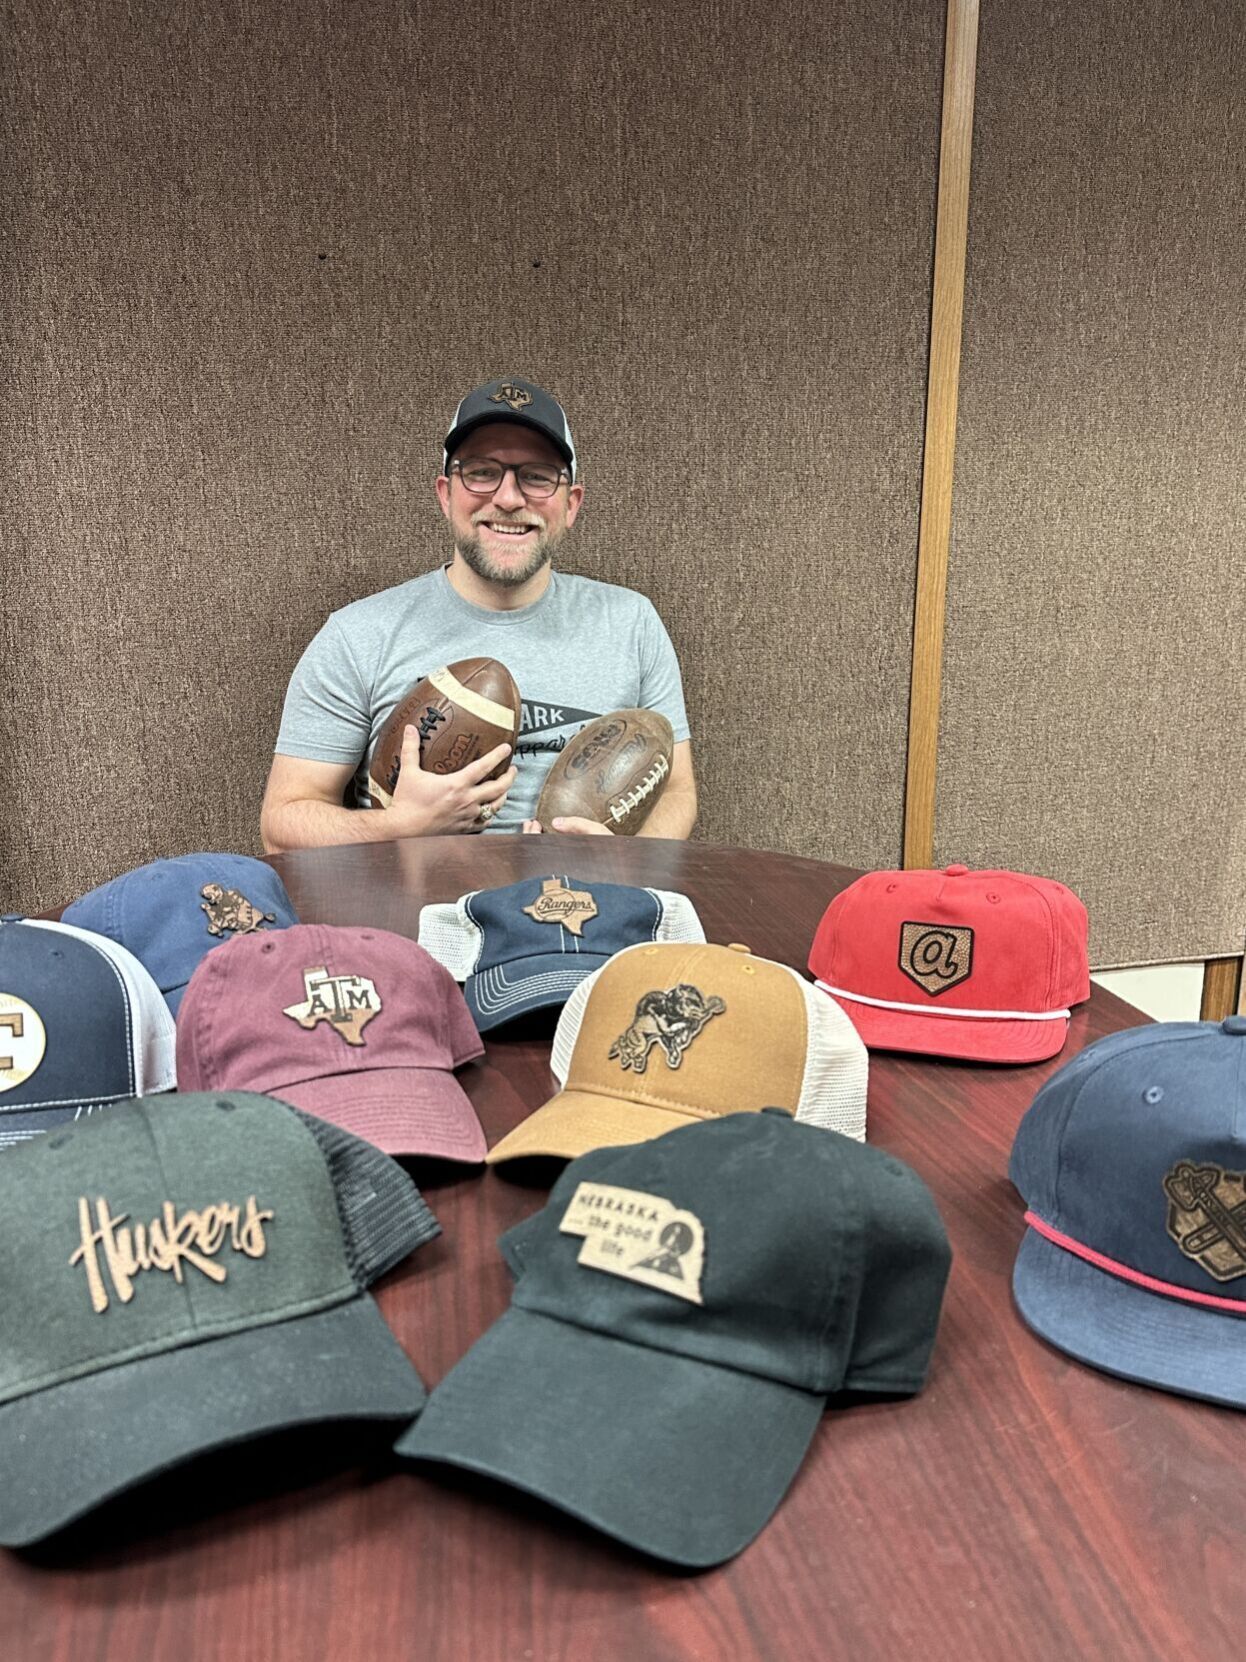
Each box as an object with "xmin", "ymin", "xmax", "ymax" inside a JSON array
[
  {"xmin": 0, "ymin": 1090, "xmax": 438, "ymax": 1545},
  {"xmin": 396, "ymin": 1110, "xmax": 950, "ymax": 1567}
]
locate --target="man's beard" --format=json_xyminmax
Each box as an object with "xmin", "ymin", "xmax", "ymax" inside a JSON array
[{"xmin": 453, "ymin": 520, "xmax": 563, "ymax": 588}]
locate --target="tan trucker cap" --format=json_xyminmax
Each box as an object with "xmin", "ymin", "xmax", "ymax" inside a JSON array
[{"xmin": 485, "ymin": 941, "xmax": 868, "ymax": 1164}]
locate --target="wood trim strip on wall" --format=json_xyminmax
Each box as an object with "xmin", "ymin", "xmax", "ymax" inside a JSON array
[
  {"xmin": 902, "ymin": 0, "xmax": 980, "ymax": 870},
  {"xmin": 1201, "ymin": 955, "xmax": 1244, "ymax": 1022}
]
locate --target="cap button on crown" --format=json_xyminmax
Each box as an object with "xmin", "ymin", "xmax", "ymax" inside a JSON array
[
  {"xmin": 726, "ymin": 942, "xmax": 752, "ymax": 954},
  {"xmin": 944, "ymin": 865, "xmax": 969, "ymax": 877},
  {"xmin": 1223, "ymin": 1016, "xmax": 1246, "ymax": 1037}
]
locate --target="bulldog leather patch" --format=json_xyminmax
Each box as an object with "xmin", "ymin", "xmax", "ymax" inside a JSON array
[
  {"xmin": 283, "ymin": 967, "xmax": 381, "ymax": 1047},
  {"xmin": 899, "ymin": 922, "xmax": 974, "ymax": 997},
  {"xmin": 522, "ymin": 877, "xmax": 599, "ymax": 936},
  {"xmin": 200, "ymin": 884, "xmax": 277, "ymax": 938},
  {"xmin": 608, "ymin": 984, "xmax": 726, "ymax": 1074},
  {"xmin": 1164, "ymin": 1161, "xmax": 1246, "ymax": 1282},
  {"xmin": 560, "ymin": 1181, "xmax": 705, "ymax": 1304}
]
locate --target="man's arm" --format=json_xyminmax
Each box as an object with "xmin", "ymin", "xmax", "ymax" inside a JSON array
[{"xmin": 261, "ymin": 728, "xmax": 515, "ymax": 853}]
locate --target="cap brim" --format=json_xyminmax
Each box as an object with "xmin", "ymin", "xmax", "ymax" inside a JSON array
[
  {"xmin": 836, "ymin": 999, "xmax": 1069, "ymax": 1064},
  {"xmin": 272, "ymin": 1068, "xmax": 487, "ymax": 1162},
  {"xmin": 0, "ymin": 1296, "xmax": 425, "ymax": 1546},
  {"xmin": 395, "ymin": 1307, "xmax": 824, "ymax": 1567},
  {"xmin": 485, "ymin": 1090, "xmax": 699, "ymax": 1165},
  {"xmin": 445, "ymin": 411, "xmax": 574, "ymax": 472},
  {"xmin": 465, "ymin": 952, "xmax": 611, "ymax": 1033},
  {"xmin": 1013, "ymin": 1228, "xmax": 1246, "ymax": 1408}
]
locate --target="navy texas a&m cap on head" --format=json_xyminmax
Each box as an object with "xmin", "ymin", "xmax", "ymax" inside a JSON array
[
  {"xmin": 0, "ymin": 1090, "xmax": 439, "ymax": 1545},
  {"xmin": 417, "ymin": 873, "xmax": 705, "ymax": 1032},
  {"xmin": 1010, "ymin": 1016, "xmax": 1246, "ymax": 1407},
  {"xmin": 0, "ymin": 918, "xmax": 176, "ymax": 1150},
  {"xmin": 396, "ymin": 1109, "xmax": 951, "ymax": 1567},
  {"xmin": 442, "ymin": 378, "xmax": 577, "ymax": 478},
  {"xmin": 62, "ymin": 852, "xmax": 299, "ymax": 1016}
]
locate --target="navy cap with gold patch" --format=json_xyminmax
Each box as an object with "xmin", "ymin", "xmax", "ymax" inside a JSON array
[
  {"xmin": 396, "ymin": 1111, "xmax": 951, "ymax": 1567},
  {"xmin": 0, "ymin": 1090, "xmax": 437, "ymax": 1545},
  {"xmin": 1010, "ymin": 1018, "xmax": 1246, "ymax": 1407},
  {"xmin": 442, "ymin": 378, "xmax": 577, "ymax": 479}
]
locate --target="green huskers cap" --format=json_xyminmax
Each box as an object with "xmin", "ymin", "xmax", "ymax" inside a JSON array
[
  {"xmin": 397, "ymin": 1110, "xmax": 951, "ymax": 1568},
  {"xmin": 0, "ymin": 1091, "xmax": 438, "ymax": 1546}
]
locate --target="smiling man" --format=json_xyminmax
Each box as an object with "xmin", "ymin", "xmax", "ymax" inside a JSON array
[{"xmin": 261, "ymin": 377, "xmax": 696, "ymax": 851}]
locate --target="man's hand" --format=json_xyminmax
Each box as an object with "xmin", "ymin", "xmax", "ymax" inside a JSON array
[
  {"xmin": 392, "ymin": 726, "xmax": 515, "ymax": 835},
  {"xmin": 521, "ymin": 817, "xmax": 613, "ymax": 836}
]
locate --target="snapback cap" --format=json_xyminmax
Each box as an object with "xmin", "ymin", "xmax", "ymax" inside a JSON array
[
  {"xmin": 443, "ymin": 378, "xmax": 576, "ymax": 478},
  {"xmin": 485, "ymin": 940, "xmax": 868, "ymax": 1165},
  {"xmin": 177, "ymin": 924, "xmax": 487, "ymax": 1162},
  {"xmin": 0, "ymin": 918, "xmax": 176, "ymax": 1150},
  {"xmin": 62, "ymin": 852, "xmax": 299, "ymax": 1015},
  {"xmin": 1010, "ymin": 1016, "xmax": 1246, "ymax": 1407},
  {"xmin": 0, "ymin": 1089, "xmax": 438, "ymax": 1545},
  {"xmin": 398, "ymin": 1110, "xmax": 951, "ymax": 1567},
  {"xmin": 809, "ymin": 865, "xmax": 1090, "ymax": 1064},
  {"xmin": 419, "ymin": 874, "xmax": 705, "ymax": 1032}
]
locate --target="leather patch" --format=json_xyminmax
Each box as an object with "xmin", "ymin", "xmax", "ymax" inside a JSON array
[
  {"xmin": 489, "ymin": 383, "xmax": 533, "ymax": 412},
  {"xmin": 1164, "ymin": 1161, "xmax": 1246, "ymax": 1282},
  {"xmin": 608, "ymin": 984, "xmax": 726, "ymax": 1074},
  {"xmin": 560, "ymin": 1181, "xmax": 705, "ymax": 1304},
  {"xmin": 522, "ymin": 877, "xmax": 599, "ymax": 936},
  {"xmin": 283, "ymin": 967, "xmax": 381, "ymax": 1047},
  {"xmin": 200, "ymin": 884, "xmax": 277, "ymax": 938},
  {"xmin": 899, "ymin": 922, "xmax": 974, "ymax": 996},
  {"xmin": 70, "ymin": 1194, "xmax": 274, "ymax": 1313},
  {"xmin": 0, "ymin": 994, "xmax": 47, "ymax": 1092}
]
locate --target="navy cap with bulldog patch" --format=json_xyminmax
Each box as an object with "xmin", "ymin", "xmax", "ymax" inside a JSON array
[
  {"xmin": 396, "ymin": 1110, "xmax": 951, "ymax": 1567},
  {"xmin": 1010, "ymin": 1017, "xmax": 1246, "ymax": 1407},
  {"xmin": 0, "ymin": 1090, "xmax": 438, "ymax": 1545}
]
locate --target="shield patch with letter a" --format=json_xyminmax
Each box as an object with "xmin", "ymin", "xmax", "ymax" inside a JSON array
[{"xmin": 898, "ymin": 922, "xmax": 974, "ymax": 997}]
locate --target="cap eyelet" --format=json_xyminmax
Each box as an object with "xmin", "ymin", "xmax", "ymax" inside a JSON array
[
  {"xmin": 215, "ymin": 1097, "xmax": 237, "ymax": 1112},
  {"xmin": 642, "ymin": 946, "xmax": 660, "ymax": 956},
  {"xmin": 261, "ymin": 941, "xmax": 274, "ymax": 953},
  {"xmin": 48, "ymin": 1133, "xmax": 72, "ymax": 1149},
  {"xmin": 986, "ymin": 892, "xmax": 1001, "ymax": 904},
  {"xmin": 740, "ymin": 963, "xmax": 755, "ymax": 975},
  {"xmin": 885, "ymin": 882, "xmax": 898, "ymax": 894},
  {"xmin": 1144, "ymin": 1085, "xmax": 1163, "ymax": 1105}
]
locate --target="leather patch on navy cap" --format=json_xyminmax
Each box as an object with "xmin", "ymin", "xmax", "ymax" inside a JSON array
[
  {"xmin": 1164, "ymin": 1162, "xmax": 1246, "ymax": 1282},
  {"xmin": 0, "ymin": 995, "xmax": 46, "ymax": 1092},
  {"xmin": 522, "ymin": 878, "xmax": 598, "ymax": 936},
  {"xmin": 489, "ymin": 384, "xmax": 533, "ymax": 411}
]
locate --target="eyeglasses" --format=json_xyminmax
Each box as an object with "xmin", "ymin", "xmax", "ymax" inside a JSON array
[{"xmin": 449, "ymin": 458, "xmax": 570, "ymax": 499}]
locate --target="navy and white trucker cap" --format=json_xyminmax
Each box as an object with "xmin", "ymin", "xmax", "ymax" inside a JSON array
[
  {"xmin": 442, "ymin": 378, "xmax": 576, "ymax": 478},
  {"xmin": 1010, "ymin": 1017, "xmax": 1246, "ymax": 1407}
]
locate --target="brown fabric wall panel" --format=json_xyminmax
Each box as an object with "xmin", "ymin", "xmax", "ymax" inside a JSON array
[
  {"xmin": 0, "ymin": 0, "xmax": 939, "ymax": 913},
  {"xmin": 937, "ymin": 0, "xmax": 1246, "ymax": 966}
]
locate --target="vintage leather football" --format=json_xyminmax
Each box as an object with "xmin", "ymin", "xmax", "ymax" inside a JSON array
[
  {"xmin": 535, "ymin": 708, "xmax": 674, "ymax": 834},
  {"xmin": 367, "ymin": 658, "xmax": 522, "ymax": 808}
]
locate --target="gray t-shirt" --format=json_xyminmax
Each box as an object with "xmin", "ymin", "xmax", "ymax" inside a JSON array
[{"xmin": 275, "ymin": 565, "xmax": 690, "ymax": 831}]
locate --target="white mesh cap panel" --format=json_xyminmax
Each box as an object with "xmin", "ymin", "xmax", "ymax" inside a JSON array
[
  {"xmin": 26, "ymin": 918, "xmax": 178, "ymax": 1093},
  {"xmin": 791, "ymin": 971, "xmax": 868, "ymax": 1141},
  {"xmin": 548, "ymin": 960, "xmax": 608, "ymax": 1088},
  {"xmin": 648, "ymin": 890, "xmax": 706, "ymax": 945},
  {"xmin": 417, "ymin": 897, "xmax": 483, "ymax": 983}
]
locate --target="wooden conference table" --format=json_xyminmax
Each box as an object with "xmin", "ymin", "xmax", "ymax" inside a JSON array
[{"xmin": 5, "ymin": 836, "xmax": 1241, "ymax": 1661}]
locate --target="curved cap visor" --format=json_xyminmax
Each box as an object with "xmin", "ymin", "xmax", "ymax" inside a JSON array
[
  {"xmin": 271, "ymin": 1068, "xmax": 486, "ymax": 1162},
  {"xmin": 485, "ymin": 1090, "xmax": 703, "ymax": 1165},
  {"xmin": 0, "ymin": 1295, "xmax": 426, "ymax": 1546},
  {"xmin": 395, "ymin": 1307, "xmax": 824, "ymax": 1567},
  {"xmin": 1013, "ymin": 1228, "xmax": 1246, "ymax": 1409},
  {"xmin": 835, "ymin": 997, "xmax": 1069, "ymax": 1064},
  {"xmin": 466, "ymin": 951, "xmax": 613, "ymax": 1033}
]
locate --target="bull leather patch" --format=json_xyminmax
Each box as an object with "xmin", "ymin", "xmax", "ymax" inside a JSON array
[
  {"xmin": 522, "ymin": 877, "xmax": 599, "ymax": 936},
  {"xmin": 0, "ymin": 994, "xmax": 47, "ymax": 1092},
  {"xmin": 608, "ymin": 984, "xmax": 726, "ymax": 1073},
  {"xmin": 898, "ymin": 921, "xmax": 974, "ymax": 996},
  {"xmin": 200, "ymin": 884, "xmax": 277, "ymax": 938},
  {"xmin": 283, "ymin": 967, "xmax": 381, "ymax": 1047},
  {"xmin": 560, "ymin": 1180, "xmax": 705, "ymax": 1304},
  {"xmin": 1164, "ymin": 1161, "xmax": 1246, "ymax": 1282}
]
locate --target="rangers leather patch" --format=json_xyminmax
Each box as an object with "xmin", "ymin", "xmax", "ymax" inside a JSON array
[
  {"xmin": 200, "ymin": 884, "xmax": 277, "ymax": 938},
  {"xmin": 1164, "ymin": 1161, "xmax": 1246, "ymax": 1282},
  {"xmin": 899, "ymin": 922, "xmax": 974, "ymax": 996},
  {"xmin": 0, "ymin": 994, "xmax": 47, "ymax": 1092},
  {"xmin": 283, "ymin": 967, "xmax": 381, "ymax": 1047},
  {"xmin": 560, "ymin": 1181, "xmax": 705, "ymax": 1304},
  {"xmin": 522, "ymin": 877, "xmax": 599, "ymax": 936},
  {"xmin": 489, "ymin": 383, "xmax": 534, "ymax": 412},
  {"xmin": 609, "ymin": 984, "xmax": 726, "ymax": 1074}
]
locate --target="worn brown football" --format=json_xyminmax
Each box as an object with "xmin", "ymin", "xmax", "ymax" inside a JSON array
[
  {"xmin": 367, "ymin": 658, "xmax": 521, "ymax": 808},
  {"xmin": 536, "ymin": 708, "xmax": 674, "ymax": 834}
]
